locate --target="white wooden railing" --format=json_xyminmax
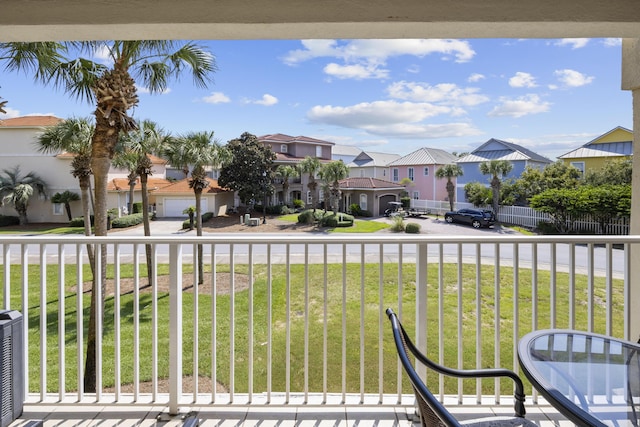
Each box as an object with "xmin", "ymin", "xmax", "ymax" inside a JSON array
[{"xmin": 0, "ymin": 234, "xmax": 634, "ymax": 413}]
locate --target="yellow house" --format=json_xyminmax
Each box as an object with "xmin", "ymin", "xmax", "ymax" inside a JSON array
[{"xmin": 558, "ymin": 126, "xmax": 633, "ymax": 174}]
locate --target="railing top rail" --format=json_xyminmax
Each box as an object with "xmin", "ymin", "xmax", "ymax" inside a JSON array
[{"xmin": 1, "ymin": 233, "xmax": 639, "ymax": 245}]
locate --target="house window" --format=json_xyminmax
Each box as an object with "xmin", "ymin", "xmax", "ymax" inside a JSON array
[
  {"xmin": 316, "ymin": 146, "xmax": 322, "ymax": 157},
  {"xmin": 53, "ymin": 203, "xmax": 64, "ymax": 216},
  {"xmin": 306, "ymin": 190, "xmax": 312, "ymax": 204},
  {"xmin": 570, "ymin": 161, "xmax": 585, "ymax": 176},
  {"xmin": 383, "ymin": 169, "xmax": 386, "ymax": 177},
  {"xmin": 392, "ymin": 168, "xmax": 399, "ymax": 182},
  {"xmin": 319, "ymin": 189, "xmax": 325, "ymax": 202},
  {"xmin": 408, "ymin": 167, "xmax": 414, "ymax": 181},
  {"xmin": 412, "ymin": 191, "xmax": 419, "ymax": 200},
  {"xmin": 359, "ymin": 194, "xmax": 367, "ymax": 211},
  {"xmin": 281, "ymin": 144, "xmax": 287, "ymax": 153},
  {"xmin": 423, "ymin": 167, "xmax": 429, "ymax": 176}
]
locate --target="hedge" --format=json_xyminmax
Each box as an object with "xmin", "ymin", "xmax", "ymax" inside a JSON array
[
  {"xmin": 0, "ymin": 215, "xmax": 19, "ymax": 227},
  {"xmin": 69, "ymin": 215, "xmax": 94, "ymax": 227},
  {"xmin": 111, "ymin": 213, "xmax": 144, "ymax": 228},
  {"xmin": 405, "ymin": 222, "xmax": 421, "ymax": 234}
]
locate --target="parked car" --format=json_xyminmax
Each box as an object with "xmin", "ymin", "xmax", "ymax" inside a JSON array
[{"xmin": 444, "ymin": 208, "xmax": 495, "ymax": 228}]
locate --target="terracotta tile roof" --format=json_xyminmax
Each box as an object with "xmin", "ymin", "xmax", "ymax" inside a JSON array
[
  {"xmin": 339, "ymin": 177, "xmax": 405, "ymax": 190},
  {"xmin": 0, "ymin": 115, "xmax": 63, "ymax": 127},
  {"xmin": 273, "ymin": 152, "xmax": 332, "ymax": 164},
  {"xmin": 152, "ymin": 177, "xmax": 230, "ymax": 194},
  {"xmin": 107, "ymin": 177, "xmax": 174, "ymax": 191}
]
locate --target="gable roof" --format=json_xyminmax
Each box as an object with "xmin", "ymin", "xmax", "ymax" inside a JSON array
[
  {"xmin": 349, "ymin": 151, "xmax": 400, "ymax": 167},
  {"xmin": 456, "ymin": 138, "xmax": 552, "ymax": 164},
  {"xmin": 259, "ymin": 133, "xmax": 334, "ymax": 146},
  {"xmin": 152, "ymin": 177, "xmax": 230, "ymax": 194},
  {"xmin": 338, "ymin": 177, "xmax": 405, "ymax": 190},
  {"xmin": 0, "ymin": 115, "xmax": 63, "ymax": 127},
  {"xmin": 558, "ymin": 126, "xmax": 633, "ymax": 159},
  {"xmin": 107, "ymin": 177, "xmax": 174, "ymax": 192},
  {"xmin": 387, "ymin": 147, "xmax": 458, "ymax": 166},
  {"xmin": 332, "ymin": 144, "xmax": 362, "ymax": 156}
]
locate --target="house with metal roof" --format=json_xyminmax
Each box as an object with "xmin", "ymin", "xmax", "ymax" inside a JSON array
[
  {"xmin": 332, "ymin": 144, "xmax": 362, "ymax": 164},
  {"xmin": 347, "ymin": 151, "xmax": 400, "ymax": 181},
  {"xmin": 386, "ymin": 147, "xmax": 459, "ymax": 203},
  {"xmin": 455, "ymin": 138, "xmax": 552, "ymax": 204},
  {"xmin": 558, "ymin": 126, "xmax": 633, "ymax": 175}
]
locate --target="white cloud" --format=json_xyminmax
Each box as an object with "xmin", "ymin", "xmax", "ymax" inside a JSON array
[
  {"xmin": 603, "ymin": 38, "xmax": 622, "ymax": 47},
  {"xmin": 488, "ymin": 94, "xmax": 551, "ymax": 118},
  {"xmin": 554, "ymin": 69, "xmax": 594, "ymax": 87},
  {"xmin": 0, "ymin": 106, "xmax": 20, "ymax": 119},
  {"xmin": 251, "ymin": 94, "xmax": 278, "ymax": 106},
  {"xmin": 509, "ymin": 72, "xmax": 537, "ymax": 88},
  {"xmin": 202, "ymin": 91, "xmax": 231, "ymax": 104},
  {"xmin": 407, "ymin": 65, "xmax": 421, "ymax": 74},
  {"xmin": 468, "ymin": 73, "xmax": 485, "ymax": 83},
  {"xmin": 555, "ymin": 38, "xmax": 590, "ymax": 49},
  {"xmin": 386, "ymin": 81, "xmax": 489, "ymax": 107},
  {"xmin": 324, "ymin": 63, "xmax": 389, "ymax": 80}
]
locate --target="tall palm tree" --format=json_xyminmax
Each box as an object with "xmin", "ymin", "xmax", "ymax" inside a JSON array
[
  {"xmin": 479, "ymin": 159, "xmax": 513, "ymax": 215},
  {"xmin": 276, "ymin": 165, "xmax": 299, "ymax": 206},
  {"xmin": 1, "ymin": 40, "xmax": 217, "ymax": 393},
  {"xmin": 299, "ymin": 156, "xmax": 322, "ymax": 211},
  {"xmin": 319, "ymin": 160, "xmax": 349, "ymax": 213},
  {"xmin": 0, "ymin": 166, "xmax": 48, "ymax": 225},
  {"xmin": 435, "ymin": 163, "xmax": 464, "ymax": 212},
  {"xmin": 172, "ymin": 131, "xmax": 228, "ymax": 283}
]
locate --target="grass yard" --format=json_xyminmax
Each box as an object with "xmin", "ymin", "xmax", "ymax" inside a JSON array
[{"xmin": 1, "ymin": 261, "xmax": 623, "ymax": 396}]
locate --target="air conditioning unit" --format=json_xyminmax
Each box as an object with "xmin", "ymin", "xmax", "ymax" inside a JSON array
[{"xmin": 0, "ymin": 310, "xmax": 23, "ymax": 427}]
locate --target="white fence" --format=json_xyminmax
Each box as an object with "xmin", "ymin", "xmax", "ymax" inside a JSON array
[{"xmin": 411, "ymin": 199, "xmax": 630, "ymax": 235}]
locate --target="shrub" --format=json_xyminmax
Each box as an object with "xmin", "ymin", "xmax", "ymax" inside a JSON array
[
  {"xmin": 405, "ymin": 222, "xmax": 421, "ymax": 234},
  {"xmin": 132, "ymin": 202, "xmax": 143, "ymax": 214},
  {"xmin": 390, "ymin": 215, "xmax": 405, "ymax": 232},
  {"xmin": 359, "ymin": 210, "xmax": 373, "ymax": 217},
  {"xmin": 107, "ymin": 208, "xmax": 119, "ymax": 218},
  {"xmin": 266, "ymin": 204, "xmax": 284, "ymax": 215},
  {"xmin": 292, "ymin": 199, "xmax": 304, "ymax": 209},
  {"xmin": 70, "ymin": 215, "xmax": 94, "ymax": 227},
  {"xmin": 111, "ymin": 213, "xmax": 144, "ymax": 228},
  {"xmin": 202, "ymin": 212, "xmax": 214, "ymax": 222},
  {"xmin": 401, "ymin": 197, "xmax": 411, "ymax": 209},
  {"xmin": 298, "ymin": 209, "xmax": 316, "ymax": 224},
  {"xmin": 349, "ymin": 203, "xmax": 362, "ymax": 216},
  {"xmin": 323, "ymin": 212, "xmax": 354, "ymax": 228},
  {"xmin": 0, "ymin": 215, "xmax": 19, "ymax": 227},
  {"xmin": 536, "ymin": 220, "xmax": 559, "ymax": 235},
  {"xmin": 182, "ymin": 219, "xmax": 191, "ymax": 230}
]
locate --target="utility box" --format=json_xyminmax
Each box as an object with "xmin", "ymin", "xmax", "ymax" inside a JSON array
[{"xmin": 0, "ymin": 310, "xmax": 23, "ymax": 427}]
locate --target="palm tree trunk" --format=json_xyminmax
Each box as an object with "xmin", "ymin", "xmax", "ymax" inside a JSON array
[
  {"xmin": 79, "ymin": 176, "xmax": 95, "ymax": 277},
  {"xmin": 195, "ymin": 189, "xmax": 203, "ymax": 285},
  {"xmin": 140, "ymin": 173, "xmax": 154, "ymax": 286}
]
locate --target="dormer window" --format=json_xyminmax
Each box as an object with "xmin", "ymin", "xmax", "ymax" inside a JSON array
[{"xmin": 281, "ymin": 144, "xmax": 288, "ymax": 153}]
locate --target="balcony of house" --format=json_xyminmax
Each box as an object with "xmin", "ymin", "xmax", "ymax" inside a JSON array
[{"xmin": 1, "ymin": 233, "xmax": 630, "ymax": 426}]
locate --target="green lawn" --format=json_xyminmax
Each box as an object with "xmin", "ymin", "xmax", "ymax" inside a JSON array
[
  {"xmin": 278, "ymin": 213, "xmax": 390, "ymax": 233},
  {"xmin": 1, "ymin": 261, "xmax": 623, "ymax": 396}
]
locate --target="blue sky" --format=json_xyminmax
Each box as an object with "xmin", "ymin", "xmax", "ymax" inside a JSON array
[{"xmin": 0, "ymin": 38, "xmax": 631, "ymax": 160}]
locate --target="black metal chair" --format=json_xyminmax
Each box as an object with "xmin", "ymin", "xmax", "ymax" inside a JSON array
[{"xmin": 386, "ymin": 308, "xmax": 537, "ymax": 427}]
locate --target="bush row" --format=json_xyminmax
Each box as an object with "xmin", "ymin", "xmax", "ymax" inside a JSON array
[
  {"xmin": 0, "ymin": 215, "xmax": 19, "ymax": 227},
  {"xmin": 297, "ymin": 209, "xmax": 354, "ymax": 228},
  {"xmin": 111, "ymin": 213, "xmax": 144, "ymax": 228}
]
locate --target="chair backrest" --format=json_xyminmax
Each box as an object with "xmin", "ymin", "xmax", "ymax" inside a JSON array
[{"xmin": 387, "ymin": 308, "xmax": 461, "ymax": 427}]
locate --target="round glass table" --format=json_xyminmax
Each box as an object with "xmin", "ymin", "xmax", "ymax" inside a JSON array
[{"xmin": 518, "ymin": 329, "xmax": 640, "ymax": 427}]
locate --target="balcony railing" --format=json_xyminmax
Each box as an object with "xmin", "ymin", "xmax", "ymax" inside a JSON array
[{"xmin": 0, "ymin": 234, "xmax": 633, "ymax": 415}]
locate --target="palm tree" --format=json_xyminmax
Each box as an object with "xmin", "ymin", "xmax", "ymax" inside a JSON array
[
  {"xmin": 435, "ymin": 164, "xmax": 464, "ymax": 212},
  {"xmin": 479, "ymin": 159, "xmax": 513, "ymax": 215},
  {"xmin": 276, "ymin": 165, "xmax": 300, "ymax": 206},
  {"xmin": 299, "ymin": 156, "xmax": 322, "ymax": 211},
  {"xmin": 0, "ymin": 166, "xmax": 48, "ymax": 225},
  {"xmin": 1, "ymin": 40, "xmax": 217, "ymax": 393},
  {"xmin": 51, "ymin": 190, "xmax": 80, "ymax": 221},
  {"xmin": 319, "ymin": 160, "xmax": 349, "ymax": 213},
  {"xmin": 172, "ymin": 131, "xmax": 228, "ymax": 283}
]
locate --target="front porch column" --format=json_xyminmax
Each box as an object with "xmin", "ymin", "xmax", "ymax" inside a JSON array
[{"xmin": 622, "ymin": 38, "xmax": 640, "ymax": 341}]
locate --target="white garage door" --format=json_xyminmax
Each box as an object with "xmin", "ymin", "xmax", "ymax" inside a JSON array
[{"xmin": 163, "ymin": 198, "xmax": 209, "ymax": 217}]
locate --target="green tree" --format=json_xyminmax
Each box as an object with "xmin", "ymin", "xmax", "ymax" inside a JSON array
[
  {"xmin": 218, "ymin": 132, "xmax": 276, "ymax": 207},
  {"xmin": 584, "ymin": 158, "xmax": 633, "ymax": 186},
  {"xmin": 463, "ymin": 182, "xmax": 492, "ymax": 208},
  {"xmin": 173, "ymin": 131, "xmax": 228, "ymax": 283},
  {"xmin": 529, "ymin": 188, "xmax": 590, "ymax": 233},
  {"xmin": 435, "ymin": 163, "xmax": 463, "ymax": 212},
  {"xmin": 580, "ymin": 185, "xmax": 631, "ymax": 234},
  {"xmin": 319, "ymin": 160, "xmax": 349, "ymax": 212},
  {"xmin": 299, "ymin": 156, "xmax": 322, "ymax": 211},
  {"xmin": 183, "ymin": 205, "xmax": 196, "ymax": 230},
  {"xmin": 479, "ymin": 159, "xmax": 513, "ymax": 215},
  {"xmin": 51, "ymin": 190, "xmax": 80, "ymax": 221},
  {"xmin": 276, "ymin": 165, "xmax": 300, "ymax": 206},
  {"xmin": 1, "ymin": 40, "xmax": 217, "ymax": 392},
  {"xmin": 0, "ymin": 166, "xmax": 48, "ymax": 225}
]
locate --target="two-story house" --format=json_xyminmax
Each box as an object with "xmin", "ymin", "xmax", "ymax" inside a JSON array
[
  {"xmin": 455, "ymin": 138, "xmax": 552, "ymax": 203},
  {"xmin": 386, "ymin": 147, "xmax": 459, "ymax": 202},
  {"xmin": 347, "ymin": 151, "xmax": 400, "ymax": 181},
  {"xmin": 558, "ymin": 126, "xmax": 633, "ymax": 175}
]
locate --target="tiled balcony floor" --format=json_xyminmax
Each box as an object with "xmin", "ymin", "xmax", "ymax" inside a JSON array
[{"xmin": 10, "ymin": 396, "xmax": 566, "ymax": 427}]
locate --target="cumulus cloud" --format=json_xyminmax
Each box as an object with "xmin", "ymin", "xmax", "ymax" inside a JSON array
[
  {"xmin": 509, "ymin": 72, "xmax": 537, "ymax": 88},
  {"xmin": 306, "ymin": 100, "xmax": 482, "ymax": 138},
  {"xmin": 202, "ymin": 92, "xmax": 231, "ymax": 104},
  {"xmin": 386, "ymin": 81, "xmax": 489, "ymax": 107},
  {"xmin": 468, "ymin": 73, "xmax": 485, "ymax": 83},
  {"xmin": 555, "ymin": 38, "xmax": 590, "ymax": 49},
  {"xmin": 553, "ymin": 69, "xmax": 594, "ymax": 87},
  {"xmin": 324, "ymin": 63, "xmax": 389, "ymax": 80},
  {"xmin": 249, "ymin": 94, "xmax": 278, "ymax": 106},
  {"xmin": 0, "ymin": 106, "xmax": 20, "ymax": 119},
  {"xmin": 603, "ymin": 38, "xmax": 622, "ymax": 47},
  {"xmin": 488, "ymin": 94, "xmax": 551, "ymax": 118}
]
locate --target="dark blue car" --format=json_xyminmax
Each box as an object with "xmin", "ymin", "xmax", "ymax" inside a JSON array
[{"xmin": 444, "ymin": 208, "xmax": 495, "ymax": 228}]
